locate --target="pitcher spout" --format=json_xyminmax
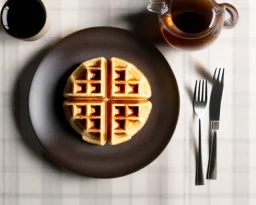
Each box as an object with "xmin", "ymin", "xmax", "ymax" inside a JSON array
[{"xmin": 147, "ymin": 0, "xmax": 169, "ymax": 14}]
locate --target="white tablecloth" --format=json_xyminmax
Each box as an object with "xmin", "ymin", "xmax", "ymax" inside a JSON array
[{"xmin": 0, "ymin": 0, "xmax": 254, "ymax": 204}]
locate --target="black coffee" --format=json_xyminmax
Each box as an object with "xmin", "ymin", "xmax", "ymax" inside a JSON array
[
  {"xmin": 1, "ymin": 0, "xmax": 46, "ymax": 39},
  {"xmin": 172, "ymin": 10, "xmax": 212, "ymax": 33}
]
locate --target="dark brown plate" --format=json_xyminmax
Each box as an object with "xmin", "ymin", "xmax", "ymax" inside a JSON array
[{"xmin": 29, "ymin": 27, "xmax": 180, "ymax": 178}]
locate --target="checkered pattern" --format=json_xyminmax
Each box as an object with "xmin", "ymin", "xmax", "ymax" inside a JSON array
[{"xmin": 0, "ymin": 0, "xmax": 254, "ymax": 204}]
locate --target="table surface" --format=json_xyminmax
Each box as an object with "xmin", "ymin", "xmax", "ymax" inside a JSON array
[{"xmin": 0, "ymin": 0, "xmax": 255, "ymax": 204}]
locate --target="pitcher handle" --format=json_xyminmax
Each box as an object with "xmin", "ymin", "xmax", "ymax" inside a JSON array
[{"xmin": 221, "ymin": 3, "xmax": 239, "ymax": 29}]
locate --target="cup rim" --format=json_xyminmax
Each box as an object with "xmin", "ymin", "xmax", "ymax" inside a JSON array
[{"xmin": 0, "ymin": 0, "xmax": 47, "ymax": 40}]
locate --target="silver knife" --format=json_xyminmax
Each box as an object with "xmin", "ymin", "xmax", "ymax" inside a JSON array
[{"xmin": 207, "ymin": 68, "xmax": 224, "ymax": 180}]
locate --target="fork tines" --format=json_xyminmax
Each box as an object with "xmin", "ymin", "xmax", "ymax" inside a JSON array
[
  {"xmin": 194, "ymin": 80, "xmax": 208, "ymax": 103},
  {"xmin": 213, "ymin": 68, "xmax": 225, "ymax": 84}
]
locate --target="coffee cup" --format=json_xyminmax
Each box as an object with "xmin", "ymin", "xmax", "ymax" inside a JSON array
[{"xmin": 1, "ymin": 0, "xmax": 49, "ymax": 41}]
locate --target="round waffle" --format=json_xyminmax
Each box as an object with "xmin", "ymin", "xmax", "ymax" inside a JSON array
[{"xmin": 63, "ymin": 57, "xmax": 152, "ymax": 146}]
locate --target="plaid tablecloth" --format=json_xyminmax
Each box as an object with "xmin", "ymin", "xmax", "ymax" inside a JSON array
[{"xmin": 0, "ymin": 0, "xmax": 254, "ymax": 204}]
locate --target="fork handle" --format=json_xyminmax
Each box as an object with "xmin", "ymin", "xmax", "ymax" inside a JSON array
[
  {"xmin": 196, "ymin": 119, "xmax": 205, "ymax": 185},
  {"xmin": 207, "ymin": 131, "xmax": 217, "ymax": 179}
]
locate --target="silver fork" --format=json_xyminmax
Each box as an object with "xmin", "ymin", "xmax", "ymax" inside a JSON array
[{"xmin": 193, "ymin": 80, "xmax": 208, "ymax": 186}]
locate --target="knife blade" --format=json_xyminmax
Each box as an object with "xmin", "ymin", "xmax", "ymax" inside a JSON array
[
  {"xmin": 207, "ymin": 68, "xmax": 224, "ymax": 180},
  {"xmin": 210, "ymin": 85, "xmax": 224, "ymax": 124}
]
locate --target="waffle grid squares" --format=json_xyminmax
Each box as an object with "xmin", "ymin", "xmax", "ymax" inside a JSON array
[
  {"xmin": 65, "ymin": 102, "xmax": 105, "ymax": 141},
  {"xmin": 112, "ymin": 65, "xmax": 141, "ymax": 96},
  {"xmin": 112, "ymin": 103, "xmax": 142, "ymax": 136},
  {"xmin": 67, "ymin": 58, "xmax": 106, "ymax": 97},
  {"xmin": 64, "ymin": 57, "xmax": 151, "ymax": 145}
]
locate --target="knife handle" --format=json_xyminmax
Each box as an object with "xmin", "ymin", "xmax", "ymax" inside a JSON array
[
  {"xmin": 196, "ymin": 119, "xmax": 205, "ymax": 185},
  {"xmin": 207, "ymin": 131, "xmax": 217, "ymax": 179}
]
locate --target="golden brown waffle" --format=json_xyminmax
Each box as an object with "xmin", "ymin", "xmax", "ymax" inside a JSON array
[
  {"xmin": 109, "ymin": 101, "xmax": 152, "ymax": 145},
  {"xmin": 109, "ymin": 57, "xmax": 151, "ymax": 99},
  {"xmin": 64, "ymin": 57, "xmax": 107, "ymax": 98},
  {"xmin": 63, "ymin": 57, "xmax": 152, "ymax": 146},
  {"xmin": 63, "ymin": 101, "xmax": 107, "ymax": 146}
]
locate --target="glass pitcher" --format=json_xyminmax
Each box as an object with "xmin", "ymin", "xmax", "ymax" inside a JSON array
[{"xmin": 147, "ymin": 0, "xmax": 239, "ymax": 50}]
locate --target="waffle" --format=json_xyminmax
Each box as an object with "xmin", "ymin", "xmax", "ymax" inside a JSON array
[
  {"xmin": 64, "ymin": 57, "xmax": 152, "ymax": 146},
  {"xmin": 109, "ymin": 101, "xmax": 152, "ymax": 145},
  {"xmin": 109, "ymin": 57, "xmax": 151, "ymax": 99},
  {"xmin": 63, "ymin": 100, "xmax": 107, "ymax": 146},
  {"xmin": 64, "ymin": 57, "xmax": 107, "ymax": 98}
]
